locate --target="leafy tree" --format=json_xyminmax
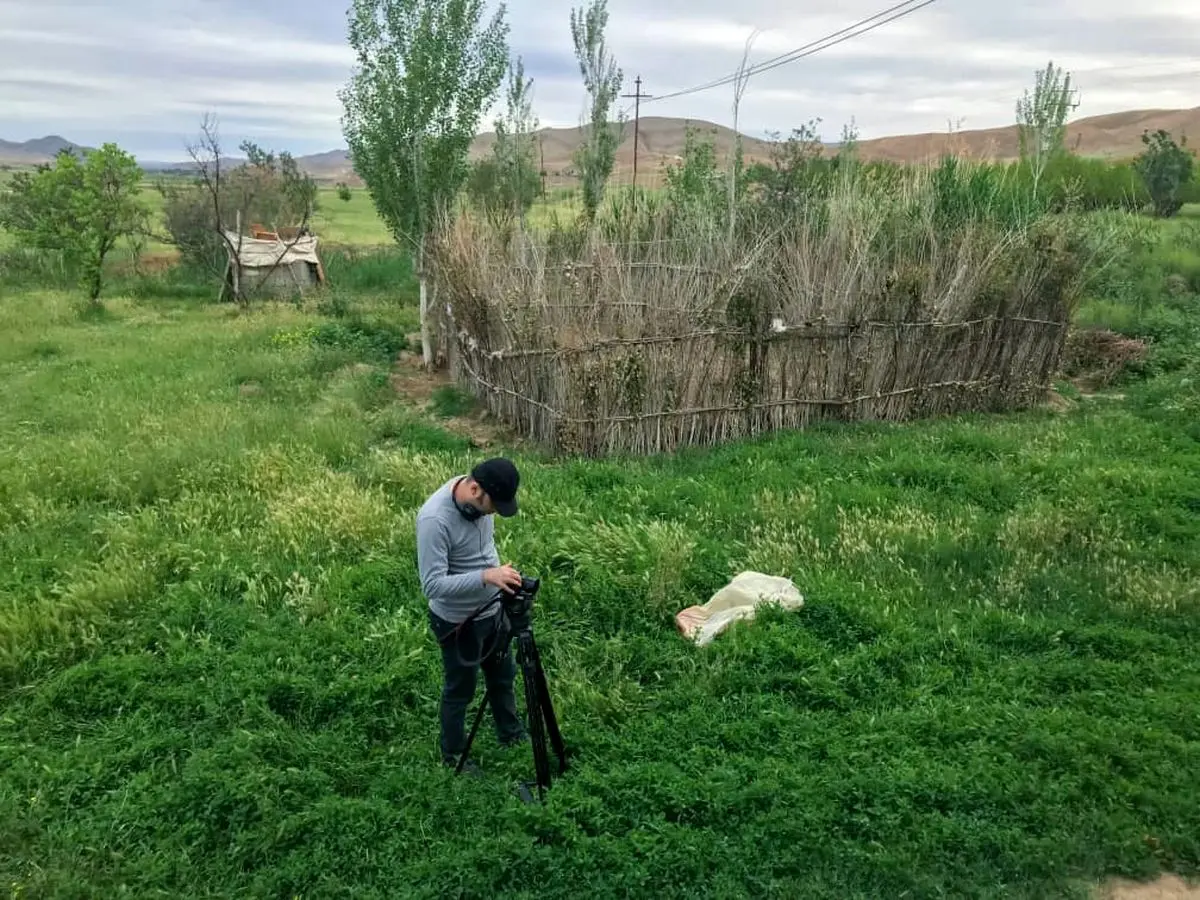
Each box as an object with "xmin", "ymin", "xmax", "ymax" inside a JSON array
[
  {"xmin": 340, "ymin": 0, "xmax": 510, "ymax": 366},
  {"xmin": 1134, "ymin": 129, "xmax": 1196, "ymax": 218},
  {"xmin": 238, "ymin": 142, "xmax": 318, "ymax": 228},
  {"xmin": 0, "ymin": 143, "xmax": 150, "ymax": 303},
  {"xmin": 490, "ymin": 55, "xmax": 541, "ymax": 222},
  {"xmin": 663, "ymin": 126, "xmax": 724, "ymax": 213},
  {"xmin": 744, "ymin": 119, "xmax": 829, "ymax": 222},
  {"xmin": 570, "ymin": 0, "xmax": 623, "ymax": 223},
  {"xmin": 1016, "ymin": 61, "xmax": 1078, "ymax": 201},
  {"xmin": 337, "ymin": 182, "xmax": 353, "ymax": 202}
]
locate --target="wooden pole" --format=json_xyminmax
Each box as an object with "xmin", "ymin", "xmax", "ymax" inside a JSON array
[{"xmin": 621, "ymin": 76, "xmax": 651, "ymax": 205}]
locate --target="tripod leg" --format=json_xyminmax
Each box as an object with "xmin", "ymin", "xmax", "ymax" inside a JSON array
[
  {"xmin": 529, "ymin": 638, "xmax": 568, "ymax": 775},
  {"xmin": 518, "ymin": 633, "xmax": 552, "ymax": 800},
  {"xmin": 456, "ymin": 693, "xmax": 489, "ymax": 774}
]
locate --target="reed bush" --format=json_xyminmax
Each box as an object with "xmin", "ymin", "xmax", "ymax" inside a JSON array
[{"xmin": 432, "ymin": 157, "xmax": 1095, "ymax": 456}]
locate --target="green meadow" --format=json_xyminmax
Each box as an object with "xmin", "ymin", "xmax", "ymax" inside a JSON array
[{"xmin": 1, "ymin": 158, "xmax": 1199, "ymax": 896}]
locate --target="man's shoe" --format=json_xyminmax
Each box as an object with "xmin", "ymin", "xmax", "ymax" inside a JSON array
[
  {"xmin": 443, "ymin": 756, "xmax": 483, "ymax": 777},
  {"xmin": 499, "ymin": 731, "xmax": 528, "ymax": 749}
]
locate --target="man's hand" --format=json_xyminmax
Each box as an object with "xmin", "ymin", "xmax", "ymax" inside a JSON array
[{"xmin": 483, "ymin": 565, "xmax": 523, "ymax": 594}]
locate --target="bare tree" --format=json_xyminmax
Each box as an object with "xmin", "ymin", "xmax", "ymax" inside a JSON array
[{"xmin": 184, "ymin": 115, "xmax": 316, "ymax": 305}]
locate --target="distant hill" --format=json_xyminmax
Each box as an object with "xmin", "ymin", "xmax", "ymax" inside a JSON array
[
  {"xmin": 3, "ymin": 107, "xmax": 1198, "ymax": 181},
  {"xmin": 296, "ymin": 106, "xmax": 1200, "ymax": 186},
  {"xmin": 846, "ymin": 106, "xmax": 1200, "ymax": 164},
  {"xmin": 0, "ymin": 135, "xmax": 89, "ymax": 164}
]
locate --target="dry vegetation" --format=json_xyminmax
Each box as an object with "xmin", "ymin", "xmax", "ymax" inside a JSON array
[{"xmin": 434, "ymin": 156, "xmax": 1096, "ymax": 456}]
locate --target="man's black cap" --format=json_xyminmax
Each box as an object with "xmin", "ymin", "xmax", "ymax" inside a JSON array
[{"xmin": 472, "ymin": 457, "xmax": 520, "ymax": 517}]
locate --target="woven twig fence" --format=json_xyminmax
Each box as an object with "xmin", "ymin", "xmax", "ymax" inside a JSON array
[
  {"xmin": 431, "ymin": 185, "xmax": 1080, "ymax": 457},
  {"xmin": 451, "ymin": 317, "xmax": 1063, "ymax": 456}
]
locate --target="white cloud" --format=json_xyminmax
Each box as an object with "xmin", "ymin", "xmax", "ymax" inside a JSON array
[{"xmin": 0, "ymin": 0, "xmax": 1198, "ymax": 159}]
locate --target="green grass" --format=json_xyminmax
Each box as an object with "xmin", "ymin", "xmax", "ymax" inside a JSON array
[
  {"xmin": 311, "ymin": 186, "xmax": 394, "ymax": 246},
  {"xmin": 1, "ymin": 281, "xmax": 1198, "ymax": 898}
]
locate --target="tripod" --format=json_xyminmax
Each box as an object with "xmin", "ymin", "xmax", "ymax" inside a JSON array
[{"xmin": 455, "ymin": 601, "xmax": 567, "ymax": 803}]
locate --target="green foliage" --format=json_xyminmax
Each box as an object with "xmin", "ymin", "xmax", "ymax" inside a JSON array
[
  {"xmin": 339, "ymin": 0, "xmax": 510, "ymax": 251},
  {"xmin": 1135, "ymin": 129, "xmax": 1197, "ymax": 219},
  {"xmin": 1006, "ymin": 153, "xmax": 1149, "ymax": 212},
  {"xmin": 340, "ymin": 0, "xmax": 510, "ymax": 361},
  {"xmin": 742, "ymin": 119, "xmax": 834, "ymax": 224},
  {"xmin": 0, "ymin": 247, "xmax": 77, "ymax": 289},
  {"xmin": 570, "ymin": 0, "xmax": 624, "ymax": 223},
  {"xmin": 337, "ymin": 182, "xmax": 354, "ymax": 202},
  {"xmin": 464, "ymin": 158, "xmax": 502, "ymax": 214},
  {"xmin": 314, "ymin": 319, "xmax": 407, "ymax": 362},
  {"xmin": 429, "ymin": 383, "xmax": 476, "ymax": 417},
  {"xmin": 0, "ymin": 144, "xmax": 150, "ymax": 302},
  {"xmin": 1015, "ymin": 61, "xmax": 1079, "ymax": 199},
  {"xmin": 663, "ymin": 126, "xmax": 725, "ymax": 213},
  {"xmin": 1, "ymin": 288, "xmax": 1199, "ymax": 897},
  {"xmin": 240, "ymin": 142, "xmax": 320, "ymax": 227},
  {"xmin": 486, "ymin": 55, "xmax": 541, "ymax": 222},
  {"xmin": 321, "ymin": 245, "xmax": 418, "ymax": 298},
  {"xmin": 1073, "ymin": 211, "xmax": 1200, "ymax": 385}
]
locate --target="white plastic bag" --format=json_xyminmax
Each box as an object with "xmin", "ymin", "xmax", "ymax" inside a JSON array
[{"xmin": 675, "ymin": 571, "xmax": 804, "ymax": 646}]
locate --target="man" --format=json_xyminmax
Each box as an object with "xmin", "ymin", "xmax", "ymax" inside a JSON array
[{"xmin": 416, "ymin": 457, "xmax": 528, "ymax": 774}]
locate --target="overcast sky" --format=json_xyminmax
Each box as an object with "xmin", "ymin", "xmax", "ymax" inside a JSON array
[{"xmin": 1, "ymin": 0, "xmax": 1198, "ymax": 160}]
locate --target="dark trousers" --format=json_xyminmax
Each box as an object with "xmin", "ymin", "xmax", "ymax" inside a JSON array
[{"xmin": 428, "ymin": 609, "xmax": 525, "ymax": 763}]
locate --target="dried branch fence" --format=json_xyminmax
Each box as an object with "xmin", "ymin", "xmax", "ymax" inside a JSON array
[{"xmin": 431, "ymin": 192, "xmax": 1079, "ymax": 457}]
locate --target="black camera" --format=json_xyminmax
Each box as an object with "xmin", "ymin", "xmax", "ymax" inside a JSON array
[{"xmin": 500, "ymin": 576, "xmax": 539, "ymax": 632}]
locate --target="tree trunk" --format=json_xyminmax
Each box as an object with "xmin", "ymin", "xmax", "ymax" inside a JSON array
[
  {"xmin": 419, "ymin": 274, "xmax": 434, "ymax": 368},
  {"xmin": 418, "ymin": 238, "xmax": 434, "ymax": 368}
]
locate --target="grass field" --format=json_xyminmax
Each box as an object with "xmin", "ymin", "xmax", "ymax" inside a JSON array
[
  {"xmin": 0, "ymin": 182, "xmax": 394, "ymax": 256},
  {"xmin": 1, "ymin": 257, "xmax": 1198, "ymax": 897}
]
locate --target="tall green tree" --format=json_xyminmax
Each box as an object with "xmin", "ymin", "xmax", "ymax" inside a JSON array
[
  {"xmin": 340, "ymin": 0, "xmax": 510, "ymax": 366},
  {"xmin": 0, "ymin": 143, "xmax": 150, "ymax": 304},
  {"xmin": 1016, "ymin": 61, "xmax": 1078, "ymax": 201},
  {"xmin": 570, "ymin": 0, "xmax": 624, "ymax": 223},
  {"xmin": 1134, "ymin": 128, "xmax": 1196, "ymax": 218},
  {"xmin": 490, "ymin": 55, "xmax": 541, "ymax": 223}
]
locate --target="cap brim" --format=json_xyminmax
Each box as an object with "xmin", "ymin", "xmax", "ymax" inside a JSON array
[{"xmin": 495, "ymin": 498, "xmax": 518, "ymax": 518}]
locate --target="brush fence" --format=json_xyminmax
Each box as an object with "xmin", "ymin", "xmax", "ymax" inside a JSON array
[{"xmin": 446, "ymin": 263, "xmax": 1068, "ymax": 458}]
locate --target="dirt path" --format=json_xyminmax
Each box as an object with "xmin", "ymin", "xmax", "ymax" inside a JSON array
[
  {"xmin": 1099, "ymin": 876, "xmax": 1200, "ymax": 899},
  {"xmin": 388, "ymin": 347, "xmax": 512, "ymax": 450}
]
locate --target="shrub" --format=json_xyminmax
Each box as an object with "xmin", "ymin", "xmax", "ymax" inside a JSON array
[
  {"xmin": 1135, "ymin": 129, "xmax": 1196, "ymax": 218},
  {"xmin": 309, "ymin": 320, "xmax": 408, "ymax": 363},
  {"xmin": 0, "ymin": 144, "xmax": 150, "ymax": 302},
  {"xmin": 1061, "ymin": 328, "xmax": 1149, "ymax": 387}
]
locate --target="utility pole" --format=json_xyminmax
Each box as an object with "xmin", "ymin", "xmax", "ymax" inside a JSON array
[{"xmin": 621, "ymin": 75, "xmax": 652, "ymax": 198}]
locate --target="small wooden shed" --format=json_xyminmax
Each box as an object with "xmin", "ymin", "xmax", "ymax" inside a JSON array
[{"xmin": 220, "ymin": 229, "xmax": 327, "ymax": 300}]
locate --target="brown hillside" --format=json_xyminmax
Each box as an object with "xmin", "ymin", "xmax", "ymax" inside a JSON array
[
  {"xmin": 3, "ymin": 107, "xmax": 1197, "ymax": 182},
  {"xmin": 321, "ymin": 106, "xmax": 1200, "ymax": 186},
  {"xmin": 466, "ymin": 116, "xmax": 776, "ymax": 188},
  {"xmin": 851, "ymin": 107, "xmax": 1200, "ymax": 163}
]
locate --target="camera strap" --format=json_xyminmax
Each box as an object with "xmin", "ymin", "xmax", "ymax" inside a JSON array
[{"xmin": 437, "ymin": 594, "xmax": 501, "ymax": 647}]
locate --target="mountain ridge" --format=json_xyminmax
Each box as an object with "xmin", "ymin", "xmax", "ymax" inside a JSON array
[{"xmin": 3, "ymin": 106, "xmax": 1197, "ymax": 184}]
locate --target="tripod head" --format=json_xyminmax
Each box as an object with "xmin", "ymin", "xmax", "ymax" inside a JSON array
[{"xmin": 500, "ymin": 576, "xmax": 539, "ymax": 634}]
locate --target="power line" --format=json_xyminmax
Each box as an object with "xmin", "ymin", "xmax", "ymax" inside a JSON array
[{"xmin": 644, "ymin": 0, "xmax": 940, "ymax": 106}]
